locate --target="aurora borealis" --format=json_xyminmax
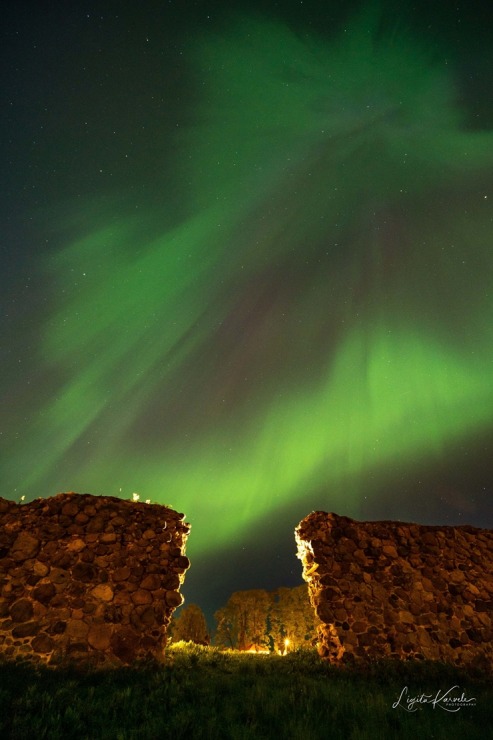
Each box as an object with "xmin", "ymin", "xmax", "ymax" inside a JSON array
[{"xmin": 3, "ymin": 0, "xmax": 493, "ymax": 612}]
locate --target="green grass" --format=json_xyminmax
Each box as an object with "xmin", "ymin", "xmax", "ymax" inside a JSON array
[{"xmin": 0, "ymin": 646, "xmax": 491, "ymax": 739}]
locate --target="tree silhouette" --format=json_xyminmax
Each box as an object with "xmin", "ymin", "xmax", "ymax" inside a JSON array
[
  {"xmin": 214, "ymin": 589, "xmax": 270, "ymax": 650},
  {"xmin": 270, "ymin": 585, "xmax": 320, "ymax": 652},
  {"xmin": 169, "ymin": 603, "xmax": 209, "ymax": 645},
  {"xmin": 214, "ymin": 585, "xmax": 319, "ymax": 651}
]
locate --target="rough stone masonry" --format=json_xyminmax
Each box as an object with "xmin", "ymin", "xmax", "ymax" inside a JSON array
[
  {"xmin": 0, "ymin": 492, "xmax": 190, "ymax": 667},
  {"xmin": 296, "ymin": 511, "xmax": 493, "ymax": 668}
]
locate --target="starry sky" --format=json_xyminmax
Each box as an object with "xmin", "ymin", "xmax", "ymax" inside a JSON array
[{"xmin": 2, "ymin": 0, "xmax": 493, "ymax": 620}]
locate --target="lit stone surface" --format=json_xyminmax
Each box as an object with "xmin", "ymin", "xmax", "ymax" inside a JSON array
[
  {"xmin": 296, "ymin": 511, "xmax": 493, "ymax": 668},
  {"xmin": 0, "ymin": 493, "xmax": 190, "ymax": 667}
]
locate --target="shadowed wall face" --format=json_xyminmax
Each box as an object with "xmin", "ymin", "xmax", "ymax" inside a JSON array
[
  {"xmin": 0, "ymin": 493, "xmax": 190, "ymax": 667},
  {"xmin": 296, "ymin": 511, "xmax": 493, "ymax": 667}
]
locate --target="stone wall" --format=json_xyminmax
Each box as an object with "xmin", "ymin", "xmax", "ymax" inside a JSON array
[
  {"xmin": 296, "ymin": 511, "xmax": 493, "ymax": 668},
  {"xmin": 0, "ymin": 492, "xmax": 190, "ymax": 667}
]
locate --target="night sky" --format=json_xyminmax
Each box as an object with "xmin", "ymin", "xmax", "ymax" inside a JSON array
[{"xmin": 2, "ymin": 0, "xmax": 493, "ymax": 622}]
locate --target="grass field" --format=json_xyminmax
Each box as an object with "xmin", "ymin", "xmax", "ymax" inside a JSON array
[{"xmin": 0, "ymin": 645, "xmax": 491, "ymax": 739}]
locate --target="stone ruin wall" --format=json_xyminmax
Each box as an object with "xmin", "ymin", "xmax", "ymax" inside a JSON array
[
  {"xmin": 296, "ymin": 511, "xmax": 493, "ymax": 668},
  {"xmin": 0, "ymin": 493, "xmax": 190, "ymax": 667}
]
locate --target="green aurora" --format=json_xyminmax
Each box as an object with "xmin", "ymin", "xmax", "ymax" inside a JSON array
[{"xmin": 3, "ymin": 8, "xmax": 493, "ymax": 556}]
